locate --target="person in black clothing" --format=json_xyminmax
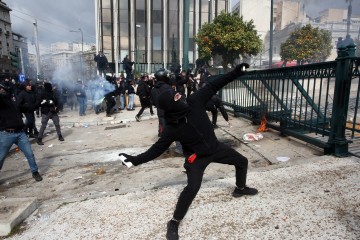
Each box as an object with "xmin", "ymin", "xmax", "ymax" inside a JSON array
[
  {"xmin": 94, "ymin": 51, "xmax": 108, "ymax": 77},
  {"xmin": 135, "ymin": 75, "xmax": 154, "ymax": 121},
  {"xmin": 205, "ymin": 94, "xmax": 230, "ymax": 128},
  {"xmin": 151, "ymin": 68, "xmax": 173, "ymax": 137},
  {"xmin": 119, "ymin": 63, "xmax": 257, "ymax": 240},
  {"xmin": 175, "ymin": 70, "xmax": 188, "ymax": 96},
  {"xmin": 36, "ymin": 82, "xmax": 64, "ymax": 145},
  {"xmin": 17, "ymin": 82, "xmax": 38, "ymax": 137},
  {"xmin": 104, "ymin": 90, "xmax": 116, "ymax": 117},
  {"xmin": 0, "ymin": 83, "xmax": 43, "ymax": 181},
  {"xmin": 122, "ymin": 55, "xmax": 135, "ymax": 82},
  {"xmin": 186, "ymin": 73, "xmax": 197, "ymax": 97}
]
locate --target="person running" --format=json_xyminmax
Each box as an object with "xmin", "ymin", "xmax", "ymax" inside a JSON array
[
  {"xmin": 119, "ymin": 63, "xmax": 257, "ymax": 240},
  {"xmin": 135, "ymin": 75, "xmax": 154, "ymax": 121}
]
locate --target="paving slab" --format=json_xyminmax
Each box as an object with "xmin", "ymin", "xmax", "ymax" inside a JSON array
[{"xmin": 0, "ymin": 198, "xmax": 37, "ymax": 236}]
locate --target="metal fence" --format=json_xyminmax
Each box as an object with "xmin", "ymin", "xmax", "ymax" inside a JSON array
[{"xmin": 219, "ymin": 46, "xmax": 360, "ymax": 156}]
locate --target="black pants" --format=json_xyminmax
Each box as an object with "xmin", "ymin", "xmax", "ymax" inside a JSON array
[
  {"xmin": 38, "ymin": 112, "xmax": 62, "ymax": 139},
  {"xmin": 105, "ymin": 97, "xmax": 116, "ymax": 114},
  {"xmin": 136, "ymin": 98, "xmax": 153, "ymax": 117},
  {"xmin": 173, "ymin": 143, "xmax": 248, "ymax": 221}
]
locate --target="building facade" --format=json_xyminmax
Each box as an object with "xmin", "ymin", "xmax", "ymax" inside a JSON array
[
  {"xmin": 95, "ymin": 0, "xmax": 229, "ymax": 74},
  {"xmin": 232, "ymin": 0, "xmax": 270, "ymax": 42},
  {"xmin": 0, "ymin": 0, "xmax": 17, "ymax": 78}
]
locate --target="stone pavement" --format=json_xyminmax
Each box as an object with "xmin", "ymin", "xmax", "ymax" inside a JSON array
[{"xmin": 0, "ymin": 104, "xmax": 359, "ymax": 239}]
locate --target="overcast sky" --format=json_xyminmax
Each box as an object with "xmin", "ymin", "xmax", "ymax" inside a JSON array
[{"xmin": 6, "ymin": 0, "xmax": 360, "ymax": 54}]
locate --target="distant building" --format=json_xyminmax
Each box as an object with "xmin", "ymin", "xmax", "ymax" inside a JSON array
[
  {"xmin": 232, "ymin": 0, "xmax": 271, "ymax": 41},
  {"xmin": 274, "ymin": 0, "xmax": 306, "ymax": 31},
  {"xmin": 95, "ymin": 0, "xmax": 229, "ymax": 74},
  {"xmin": 0, "ymin": 0, "xmax": 17, "ymax": 78}
]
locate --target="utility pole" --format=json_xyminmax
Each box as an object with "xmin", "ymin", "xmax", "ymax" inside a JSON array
[
  {"xmin": 269, "ymin": 0, "xmax": 274, "ymax": 68},
  {"xmin": 70, "ymin": 28, "xmax": 83, "ymax": 81},
  {"xmin": 33, "ymin": 19, "xmax": 41, "ymax": 81},
  {"xmin": 19, "ymin": 47, "xmax": 25, "ymax": 74},
  {"xmin": 183, "ymin": 0, "xmax": 190, "ymax": 71}
]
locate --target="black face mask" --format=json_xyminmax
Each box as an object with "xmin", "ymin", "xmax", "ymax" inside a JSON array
[{"xmin": 158, "ymin": 89, "xmax": 189, "ymax": 124}]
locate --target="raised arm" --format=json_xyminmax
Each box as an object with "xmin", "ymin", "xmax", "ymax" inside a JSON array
[{"xmin": 190, "ymin": 63, "xmax": 249, "ymax": 106}]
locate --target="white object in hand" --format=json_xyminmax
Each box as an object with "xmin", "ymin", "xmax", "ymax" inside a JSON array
[
  {"xmin": 119, "ymin": 154, "xmax": 133, "ymax": 168},
  {"xmin": 41, "ymin": 100, "xmax": 46, "ymax": 105},
  {"xmin": 49, "ymin": 100, "xmax": 54, "ymax": 104},
  {"xmin": 241, "ymin": 66, "xmax": 246, "ymax": 72}
]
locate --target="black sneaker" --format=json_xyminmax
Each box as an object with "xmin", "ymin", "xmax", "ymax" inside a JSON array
[
  {"xmin": 58, "ymin": 135, "xmax": 64, "ymax": 141},
  {"xmin": 166, "ymin": 220, "xmax": 179, "ymax": 240},
  {"xmin": 32, "ymin": 171, "xmax": 43, "ymax": 182},
  {"xmin": 135, "ymin": 115, "xmax": 140, "ymax": 122},
  {"xmin": 232, "ymin": 186, "xmax": 258, "ymax": 198},
  {"xmin": 37, "ymin": 138, "xmax": 44, "ymax": 145}
]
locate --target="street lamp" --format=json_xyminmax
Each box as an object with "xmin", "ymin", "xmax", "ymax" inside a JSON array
[
  {"xmin": 135, "ymin": 25, "xmax": 141, "ymax": 72},
  {"xmin": 70, "ymin": 28, "xmax": 83, "ymax": 80}
]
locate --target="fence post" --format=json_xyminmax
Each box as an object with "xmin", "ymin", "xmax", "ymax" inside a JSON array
[{"xmin": 327, "ymin": 41, "xmax": 356, "ymax": 156}]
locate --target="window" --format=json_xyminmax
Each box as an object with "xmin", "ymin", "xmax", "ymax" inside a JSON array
[
  {"xmin": 136, "ymin": 0, "xmax": 145, "ymax": 9},
  {"xmin": 153, "ymin": 36, "xmax": 162, "ymax": 50},
  {"xmin": 120, "ymin": 23, "xmax": 129, "ymax": 36},
  {"xmin": 102, "ymin": 9, "xmax": 112, "ymax": 22},
  {"xmin": 119, "ymin": 10, "xmax": 128, "ymax": 23},
  {"xmin": 102, "ymin": 22, "xmax": 112, "ymax": 36},
  {"xmin": 153, "ymin": 0, "xmax": 162, "ymax": 10},
  {"xmin": 102, "ymin": 0, "xmax": 111, "ymax": 8},
  {"xmin": 119, "ymin": 0, "xmax": 128, "ymax": 9},
  {"xmin": 152, "ymin": 10, "xmax": 162, "ymax": 23},
  {"xmin": 136, "ymin": 10, "xmax": 146, "ymax": 23}
]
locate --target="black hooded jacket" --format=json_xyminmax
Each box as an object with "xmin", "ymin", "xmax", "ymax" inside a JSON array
[
  {"xmin": 36, "ymin": 83, "xmax": 59, "ymax": 115},
  {"xmin": 17, "ymin": 88, "xmax": 37, "ymax": 113},
  {"xmin": 129, "ymin": 66, "xmax": 246, "ymax": 165},
  {"xmin": 151, "ymin": 80, "xmax": 173, "ymax": 118},
  {"xmin": 0, "ymin": 93, "xmax": 24, "ymax": 131}
]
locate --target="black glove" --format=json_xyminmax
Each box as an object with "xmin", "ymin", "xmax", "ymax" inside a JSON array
[
  {"xmin": 118, "ymin": 153, "xmax": 141, "ymax": 166},
  {"xmin": 233, "ymin": 63, "xmax": 250, "ymax": 75}
]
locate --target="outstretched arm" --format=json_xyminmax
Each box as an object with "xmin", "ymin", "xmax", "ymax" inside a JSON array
[
  {"xmin": 119, "ymin": 131, "xmax": 174, "ymax": 166},
  {"xmin": 190, "ymin": 63, "xmax": 249, "ymax": 106}
]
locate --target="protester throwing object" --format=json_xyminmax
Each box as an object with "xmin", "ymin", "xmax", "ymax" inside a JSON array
[{"xmin": 118, "ymin": 63, "xmax": 257, "ymax": 240}]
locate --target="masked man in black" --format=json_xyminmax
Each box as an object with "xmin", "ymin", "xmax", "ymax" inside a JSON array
[
  {"xmin": 36, "ymin": 82, "xmax": 64, "ymax": 145},
  {"xmin": 119, "ymin": 63, "xmax": 257, "ymax": 240},
  {"xmin": 0, "ymin": 83, "xmax": 43, "ymax": 181}
]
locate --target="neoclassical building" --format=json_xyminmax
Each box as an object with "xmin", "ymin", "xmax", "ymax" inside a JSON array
[{"xmin": 95, "ymin": 0, "xmax": 229, "ymax": 74}]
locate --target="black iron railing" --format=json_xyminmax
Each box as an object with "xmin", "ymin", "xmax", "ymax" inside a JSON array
[{"xmin": 218, "ymin": 44, "xmax": 360, "ymax": 156}]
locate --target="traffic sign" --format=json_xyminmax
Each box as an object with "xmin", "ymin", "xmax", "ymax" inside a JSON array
[{"xmin": 18, "ymin": 74, "xmax": 25, "ymax": 82}]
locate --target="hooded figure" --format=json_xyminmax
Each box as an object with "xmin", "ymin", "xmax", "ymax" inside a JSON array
[
  {"xmin": 36, "ymin": 82, "xmax": 64, "ymax": 145},
  {"xmin": 158, "ymin": 89, "xmax": 189, "ymax": 124},
  {"xmin": 119, "ymin": 63, "xmax": 258, "ymax": 240}
]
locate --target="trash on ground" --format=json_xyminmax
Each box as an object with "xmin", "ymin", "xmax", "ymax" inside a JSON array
[
  {"xmin": 95, "ymin": 167, "xmax": 106, "ymax": 175},
  {"xmin": 48, "ymin": 144, "xmax": 54, "ymax": 148},
  {"xmin": 243, "ymin": 133, "xmax": 264, "ymax": 141},
  {"xmin": 276, "ymin": 156, "xmax": 290, "ymax": 162},
  {"xmin": 73, "ymin": 176, "xmax": 83, "ymax": 180},
  {"xmin": 39, "ymin": 214, "xmax": 50, "ymax": 222}
]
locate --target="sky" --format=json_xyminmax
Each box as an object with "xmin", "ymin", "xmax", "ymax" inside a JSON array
[
  {"xmin": 6, "ymin": 0, "xmax": 360, "ymax": 54},
  {"xmin": 7, "ymin": 0, "xmax": 96, "ymax": 53}
]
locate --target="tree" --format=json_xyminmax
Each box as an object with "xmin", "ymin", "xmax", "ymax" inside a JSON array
[
  {"xmin": 280, "ymin": 24, "xmax": 332, "ymax": 64},
  {"xmin": 194, "ymin": 12, "xmax": 262, "ymax": 71}
]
